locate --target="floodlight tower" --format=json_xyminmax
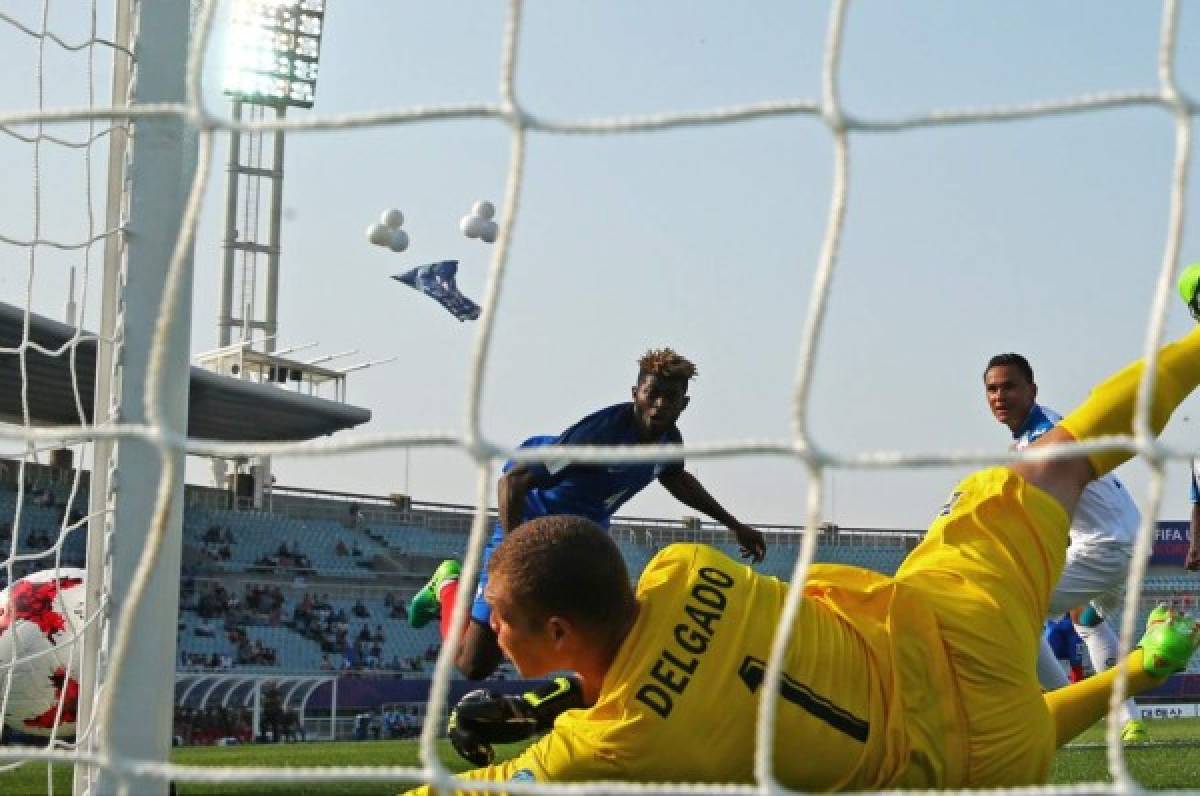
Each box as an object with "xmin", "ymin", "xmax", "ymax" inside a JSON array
[
  {"xmin": 217, "ymin": 0, "xmax": 326, "ymax": 352},
  {"xmin": 217, "ymin": 0, "xmax": 325, "ymax": 507}
]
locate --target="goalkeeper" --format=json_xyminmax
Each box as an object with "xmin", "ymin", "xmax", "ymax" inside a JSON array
[{"xmin": 408, "ymin": 268, "xmax": 1200, "ymax": 792}]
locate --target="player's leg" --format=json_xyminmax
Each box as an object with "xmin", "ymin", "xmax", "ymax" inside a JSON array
[
  {"xmin": 409, "ymin": 520, "xmax": 508, "ymax": 679},
  {"xmin": 1012, "ymin": 324, "xmax": 1200, "ymax": 515},
  {"xmin": 408, "ymin": 558, "xmax": 461, "ymax": 629},
  {"xmin": 1036, "ymin": 635, "xmax": 1071, "ymax": 690},
  {"xmin": 1070, "ymin": 603, "xmax": 1145, "ymax": 737},
  {"xmin": 1048, "ymin": 543, "xmax": 1144, "ymax": 733},
  {"xmin": 1044, "ymin": 605, "xmax": 1199, "ymax": 747},
  {"xmin": 455, "ymin": 619, "xmax": 505, "ymax": 680}
]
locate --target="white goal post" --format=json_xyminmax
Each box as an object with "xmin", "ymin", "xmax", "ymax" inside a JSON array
[{"xmin": 74, "ymin": 0, "xmax": 196, "ymax": 794}]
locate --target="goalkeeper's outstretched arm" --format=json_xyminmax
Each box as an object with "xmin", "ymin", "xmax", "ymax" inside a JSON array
[{"xmin": 448, "ymin": 677, "xmax": 583, "ymax": 766}]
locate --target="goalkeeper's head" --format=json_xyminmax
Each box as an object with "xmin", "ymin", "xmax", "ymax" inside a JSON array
[{"xmin": 485, "ymin": 515, "xmax": 637, "ymax": 684}]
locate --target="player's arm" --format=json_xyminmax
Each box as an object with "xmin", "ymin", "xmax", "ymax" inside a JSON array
[
  {"xmin": 658, "ymin": 468, "xmax": 766, "ymax": 562},
  {"xmin": 498, "ymin": 407, "xmax": 617, "ymax": 534},
  {"xmin": 401, "ymin": 720, "xmax": 615, "ymax": 796},
  {"xmin": 497, "ymin": 465, "xmax": 540, "ymax": 535}
]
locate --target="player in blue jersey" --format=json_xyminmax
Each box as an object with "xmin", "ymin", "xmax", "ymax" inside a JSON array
[
  {"xmin": 1044, "ymin": 614, "xmax": 1086, "ymax": 683},
  {"xmin": 407, "ymin": 348, "xmax": 765, "ymax": 761},
  {"xmin": 984, "ymin": 352, "xmax": 1146, "ymax": 739}
]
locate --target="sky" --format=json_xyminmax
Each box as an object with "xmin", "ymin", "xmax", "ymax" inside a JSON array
[{"xmin": 1, "ymin": 1, "xmax": 1199, "ymax": 533}]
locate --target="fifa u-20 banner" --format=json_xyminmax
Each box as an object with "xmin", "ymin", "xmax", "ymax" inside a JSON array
[{"xmin": 1151, "ymin": 521, "xmax": 1193, "ymax": 566}]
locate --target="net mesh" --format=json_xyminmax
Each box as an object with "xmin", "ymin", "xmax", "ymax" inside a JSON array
[
  {"xmin": 0, "ymin": 0, "xmax": 1196, "ymax": 793},
  {"xmin": 0, "ymin": 0, "xmax": 117, "ymax": 790}
]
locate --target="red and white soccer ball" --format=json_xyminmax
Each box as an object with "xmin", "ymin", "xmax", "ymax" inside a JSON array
[{"xmin": 0, "ymin": 568, "xmax": 86, "ymax": 738}]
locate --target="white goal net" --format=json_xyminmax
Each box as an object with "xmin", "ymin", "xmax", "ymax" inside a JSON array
[{"xmin": 0, "ymin": 0, "xmax": 1196, "ymax": 794}]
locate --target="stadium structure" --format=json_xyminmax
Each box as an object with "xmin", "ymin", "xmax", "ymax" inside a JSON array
[{"xmin": 2, "ymin": 421, "xmax": 1198, "ymax": 744}]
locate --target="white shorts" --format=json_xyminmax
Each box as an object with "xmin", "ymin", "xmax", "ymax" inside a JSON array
[{"xmin": 1047, "ymin": 541, "xmax": 1134, "ymax": 618}]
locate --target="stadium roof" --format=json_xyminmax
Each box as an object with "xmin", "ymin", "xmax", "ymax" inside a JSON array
[{"xmin": 0, "ymin": 301, "xmax": 371, "ymax": 442}]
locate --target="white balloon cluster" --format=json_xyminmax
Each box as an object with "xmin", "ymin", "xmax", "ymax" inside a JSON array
[
  {"xmin": 459, "ymin": 200, "xmax": 498, "ymax": 244},
  {"xmin": 366, "ymin": 208, "xmax": 409, "ymax": 252}
]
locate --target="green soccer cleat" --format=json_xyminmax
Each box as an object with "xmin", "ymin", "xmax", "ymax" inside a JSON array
[
  {"xmin": 1120, "ymin": 719, "xmax": 1148, "ymax": 743},
  {"xmin": 1176, "ymin": 262, "xmax": 1200, "ymax": 322},
  {"xmin": 408, "ymin": 558, "xmax": 461, "ymax": 629},
  {"xmin": 1138, "ymin": 603, "xmax": 1200, "ymax": 678}
]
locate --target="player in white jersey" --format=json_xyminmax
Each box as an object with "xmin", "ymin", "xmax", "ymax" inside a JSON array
[
  {"xmin": 984, "ymin": 353, "xmax": 1146, "ymax": 740},
  {"xmin": 1186, "ymin": 459, "xmax": 1200, "ymax": 571}
]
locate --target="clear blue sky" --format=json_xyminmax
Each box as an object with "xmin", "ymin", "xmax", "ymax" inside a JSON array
[{"xmin": 3, "ymin": 2, "xmax": 1199, "ymax": 531}]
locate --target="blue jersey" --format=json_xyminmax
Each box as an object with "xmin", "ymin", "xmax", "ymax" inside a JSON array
[
  {"xmin": 508, "ymin": 402, "xmax": 685, "ymax": 528},
  {"xmin": 1044, "ymin": 614, "xmax": 1083, "ymax": 667}
]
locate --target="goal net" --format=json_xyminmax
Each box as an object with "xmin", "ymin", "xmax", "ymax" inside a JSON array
[{"xmin": 0, "ymin": 0, "xmax": 1195, "ymax": 794}]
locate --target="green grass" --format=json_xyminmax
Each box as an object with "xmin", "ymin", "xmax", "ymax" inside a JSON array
[{"xmin": 2, "ymin": 720, "xmax": 1199, "ymax": 795}]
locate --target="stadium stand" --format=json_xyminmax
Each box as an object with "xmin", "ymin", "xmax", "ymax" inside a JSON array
[{"xmin": 1, "ymin": 459, "xmax": 1199, "ymax": 677}]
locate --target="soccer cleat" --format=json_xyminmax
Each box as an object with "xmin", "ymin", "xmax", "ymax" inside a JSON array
[
  {"xmin": 408, "ymin": 558, "xmax": 461, "ymax": 629},
  {"xmin": 1120, "ymin": 719, "xmax": 1148, "ymax": 743},
  {"xmin": 1177, "ymin": 262, "xmax": 1200, "ymax": 322},
  {"xmin": 1137, "ymin": 603, "xmax": 1200, "ymax": 678}
]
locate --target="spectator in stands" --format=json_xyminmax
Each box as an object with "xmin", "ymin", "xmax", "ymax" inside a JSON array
[
  {"xmin": 195, "ymin": 619, "xmax": 215, "ymax": 638},
  {"xmin": 353, "ymin": 598, "xmax": 369, "ymax": 618},
  {"xmin": 384, "ymin": 709, "xmax": 402, "ymax": 739},
  {"xmin": 357, "ymin": 624, "xmax": 372, "ymax": 645},
  {"xmin": 320, "ymin": 654, "xmax": 334, "ymax": 671},
  {"xmin": 335, "ymin": 539, "xmax": 349, "ymax": 557},
  {"xmin": 373, "ymin": 623, "xmax": 385, "ymax": 642},
  {"xmin": 391, "ymin": 599, "xmax": 407, "ymax": 621},
  {"xmin": 351, "ymin": 540, "xmax": 363, "ymax": 557}
]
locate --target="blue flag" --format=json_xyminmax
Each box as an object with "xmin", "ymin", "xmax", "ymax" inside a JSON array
[{"xmin": 392, "ymin": 260, "xmax": 480, "ymax": 322}]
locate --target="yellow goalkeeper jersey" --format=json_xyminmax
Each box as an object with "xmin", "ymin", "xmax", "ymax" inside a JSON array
[{"xmin": 415, "ymin": 542, "xmax": 965, "ymax": 794}]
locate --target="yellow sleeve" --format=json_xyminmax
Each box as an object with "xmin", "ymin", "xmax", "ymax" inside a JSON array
[{"xmin": 402, "ymin": 723, "xmax": 620, "ymax": 796}]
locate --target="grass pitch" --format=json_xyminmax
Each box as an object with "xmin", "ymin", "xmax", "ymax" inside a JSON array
[{"xmin": 2, "ymin": 720, "xmax": 1199, "ymax": 794}]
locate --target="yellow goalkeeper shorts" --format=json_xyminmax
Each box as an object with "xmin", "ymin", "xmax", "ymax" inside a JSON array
[{"xmin": 894, "ymin": 466, "xmax": 1069, "ymax": 786}]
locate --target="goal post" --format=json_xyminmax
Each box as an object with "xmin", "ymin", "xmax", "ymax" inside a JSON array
[{"xmin": 75, "ymin": 0, "xmax": 196, "ymax": 793}]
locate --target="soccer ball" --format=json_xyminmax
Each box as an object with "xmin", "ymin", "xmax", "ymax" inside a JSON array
[{"xmin": 0, "ymin": 568, "xmax": 86, "ymax": 738}]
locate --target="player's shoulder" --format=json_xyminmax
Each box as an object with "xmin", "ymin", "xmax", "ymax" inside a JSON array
[
  {"xmin": 567, "ymin": 402, "xmax": 636, "ymax": 436},
  {"xmin": 637, "ymin": 543, "xmax": 740, "ymax": 592},
  {"xmin": 1016, "ymin": 403, "xmax": 1059, "ymax": 445},
  {"xmin": 1027, "ymin": 403, "xmax": 1061, "ymax": 432}
]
